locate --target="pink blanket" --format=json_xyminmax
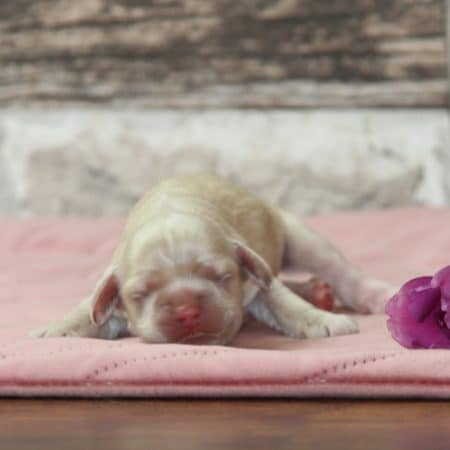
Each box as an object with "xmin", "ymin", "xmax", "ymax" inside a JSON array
[{"xmin": 1, "ymin": 208, "xmax": 449, "ymax": 398}]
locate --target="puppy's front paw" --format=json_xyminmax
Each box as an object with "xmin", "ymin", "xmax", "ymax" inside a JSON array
[
  {"xmin": 29, "ymin": 326, "xmax": 49, "ymax": 338},
  {"xmin": 303, "ymin": 312, "xmax": 359, "ymax": 339},
  {"xmin": 29, "ymin": 322, "xmax": 83, "ymax": 338}
]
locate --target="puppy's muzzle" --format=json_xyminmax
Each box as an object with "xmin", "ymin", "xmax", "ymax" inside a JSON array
[
  {"xmin": 159, "ymin": 288, "xmax": 202, "ymax": 331},
  {"xmin": 155, "ymin": 286, "xmax": 225, "ymax": 342}
]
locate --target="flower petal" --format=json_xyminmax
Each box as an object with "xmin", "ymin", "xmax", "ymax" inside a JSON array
[
  {"xmin": 395, "ymin": 276, "xmax": 437, "ymax": 322},
  {"xmin": 384, "ymin": 293, "xmax": 398, "ymax": 316},
  {"xmin": 431, "ymin": 265, "xmax": 450, "ymax": 288},
  {"xmin": 445, "ymin": 311, "xmax": 450, "ymax": 329},
  {"xmin": 406, "ymin": 286, "xmax": 441, "ymax": 322},
  {"xmin": 430, "ymin": 266, "xmax": 450, "ymax": 313},
  {"xmin": 441, "ymin": 296, "xmax": 450, "ymax": 315},
  {"xmin": 388, "ymin": 312, "xmax": 450, "ymax": 349},
  {"xmin": 385, "ymin": 274, "xmax": 450, "ymax": 349}
]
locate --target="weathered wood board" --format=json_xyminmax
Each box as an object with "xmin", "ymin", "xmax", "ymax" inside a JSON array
[{"xmin": 0, "ymin": 0, "xmax": 448, "ymax": 107}]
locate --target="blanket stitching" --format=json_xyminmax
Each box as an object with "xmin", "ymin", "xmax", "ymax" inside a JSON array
[
  {"xmin": 0, "ymin": 341, "xmax": 130, "ymax": 361},
  {"xmin": 3, "ymin": 350, "xmax": 442, "ymax": 390},
  {"xmin": 304, "ymin": 351, "xmax": 398, "ymax": 383},
  {"xmin": 85, "ymin": 349, "xmax": 223, "ymax": 380}
]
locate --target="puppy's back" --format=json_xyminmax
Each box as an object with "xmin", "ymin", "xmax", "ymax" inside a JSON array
[{"xmin": 122, "ymin": 174, "xmax": 285, "ymax": 273}]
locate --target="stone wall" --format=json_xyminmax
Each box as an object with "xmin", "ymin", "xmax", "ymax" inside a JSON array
[
  {"xmin": 0, "ymin": 108, "xmax": 448, "ymax": 217},
  {"xmin": 0, "ymin": 1, "xmax": 448, "ymax": 217},
  {"xmin": 0, "ymin": 0, "xmax": 448, "ymax": 108}
]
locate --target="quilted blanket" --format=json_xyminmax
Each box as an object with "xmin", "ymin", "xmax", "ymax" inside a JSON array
[{"xmin": 1, "ymin": 208, "xmax": 449, "ymax": 398}]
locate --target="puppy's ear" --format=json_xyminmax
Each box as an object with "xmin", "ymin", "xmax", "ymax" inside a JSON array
[
  {"xmin": 231, "ymin": 241, "xmax": 273, "ymax": 290},
  {"xmin": 90, "ymin": 267, "xmax": 121, "ymax": 326}
]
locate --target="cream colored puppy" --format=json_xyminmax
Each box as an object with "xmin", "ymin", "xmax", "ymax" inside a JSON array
[{"xmin": 32, "ymin": 174, "xmax": 394, "ymax": 345}]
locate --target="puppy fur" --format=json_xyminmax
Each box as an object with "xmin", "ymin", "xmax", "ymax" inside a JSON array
[{"xmin": 32, "ymin": 174, "xmax": 395, "ymax": 345}]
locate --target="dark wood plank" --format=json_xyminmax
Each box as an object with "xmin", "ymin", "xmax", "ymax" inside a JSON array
[
  {"xmin": 0, "ymin": 399, "xmax": 449, "ymax": 450},
  {"xmin": 0, "ymin": 0, "xmax": 447, "ymax": 107}
]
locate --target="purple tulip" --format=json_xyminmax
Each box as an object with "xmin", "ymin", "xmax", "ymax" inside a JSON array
[{"xmin": 385, "ymin": 266, "xmax": 450, "ymax": 349}]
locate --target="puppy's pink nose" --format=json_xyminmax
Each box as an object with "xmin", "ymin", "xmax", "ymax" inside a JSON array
[{"xmin": 175, "ymin": 304, "xmax": 201, "ymax": 329}]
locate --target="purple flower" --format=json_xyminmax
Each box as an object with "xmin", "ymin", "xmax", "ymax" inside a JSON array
[{"xmin": 385, "ymin": 266, "xmax": 450, "ymax": 349}]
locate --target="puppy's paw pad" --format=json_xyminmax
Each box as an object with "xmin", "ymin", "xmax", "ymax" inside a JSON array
[{"xmin": 310, "ymin": 279, "xmax": 335, "ymax": 311}]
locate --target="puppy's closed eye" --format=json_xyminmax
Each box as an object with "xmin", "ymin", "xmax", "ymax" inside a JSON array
[
  {"xmin": 146, "ymin": 279, "xmax": 163, "ymax": 293},
  {"xmin": 130, "ymin": 280, "xmax": 163, "ymax": 302},
  {"xmin": 130, "ymin": 291, "xmax": 147, "ymax": 302},
  {"xmin": 197, "ymin": 266, "xmax": 232, "ymax": 287}
]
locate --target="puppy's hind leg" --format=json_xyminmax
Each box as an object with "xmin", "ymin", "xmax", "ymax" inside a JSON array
[
  {"xmin": 282, "ymin": 276, "xmax": 335, "ymax": 311},
  {"xmin": 278, "ymin": 209, "xmax": 396, "ymax": 313},
  {"xmin": 248, "ymin": 278, "xmax": 358, "ymax": 339}
]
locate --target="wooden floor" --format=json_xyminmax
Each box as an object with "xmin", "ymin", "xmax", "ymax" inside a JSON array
[{"xmin": 1, "ymin": 400, "xmax": 449, "ymax": 450}]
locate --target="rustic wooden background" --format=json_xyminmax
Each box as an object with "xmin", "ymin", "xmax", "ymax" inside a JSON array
[{"xmin": 0, "ymin": 0, "xmax": 448, "ymax": 108}]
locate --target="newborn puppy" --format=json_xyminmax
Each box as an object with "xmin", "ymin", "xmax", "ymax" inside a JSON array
[{"xmin": 32, "ymin": 174, "xmax": 394, "ymax": 345}]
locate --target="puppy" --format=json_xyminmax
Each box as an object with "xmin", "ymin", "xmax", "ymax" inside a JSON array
[{"xmin": 32, "ymin": 174, "xmax": 394, "ymax": 345}]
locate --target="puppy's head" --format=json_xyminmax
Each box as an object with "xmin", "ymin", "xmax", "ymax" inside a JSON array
[{"xmin": 90, "ymin": 218, "xmax": 272, "ymax": 345}]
